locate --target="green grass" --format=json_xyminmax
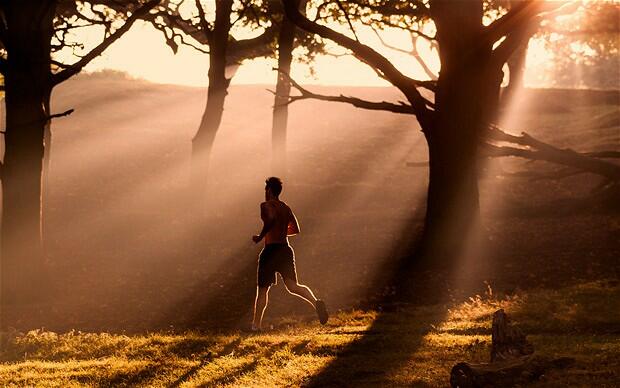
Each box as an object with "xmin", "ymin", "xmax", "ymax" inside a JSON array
[{"xmin": 1, "ymin": 280, "xmax": 618, "ymax": 387}]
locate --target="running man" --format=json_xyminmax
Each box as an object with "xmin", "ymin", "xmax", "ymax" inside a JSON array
[{"xmin": 251, "ymin": 177, "xmax": 328, "ymax": 331}]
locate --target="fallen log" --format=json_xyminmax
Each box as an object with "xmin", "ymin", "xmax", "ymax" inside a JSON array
[
  {"xmin": 485, "ymin": 126, "xmax": 620, "ymax": 181},
  {"xmin": 450, "ymin": 355, "xmax": 575, "ymax": 388},
  {"xmin": 450, "ymin": 309, "xmax": 575, "ymax": 388}
]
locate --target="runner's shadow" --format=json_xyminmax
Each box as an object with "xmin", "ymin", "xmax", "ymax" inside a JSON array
[
  {"xmin": 303, "ymin": 196, "xmax": 450, "ymax": 387},
  {"xmin": 303, "ymin": 307, "xmax": 444, "ymax": 387}
]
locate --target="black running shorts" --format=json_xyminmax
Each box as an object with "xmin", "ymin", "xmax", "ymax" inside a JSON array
[{"xmin": 257, "ymin": 243, "xmax": 297, "ymax": 288}]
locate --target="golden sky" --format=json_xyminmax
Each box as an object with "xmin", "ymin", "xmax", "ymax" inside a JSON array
[{"xmin": 74, "ymin": 19, "xmax": 552, "ymax": 87}]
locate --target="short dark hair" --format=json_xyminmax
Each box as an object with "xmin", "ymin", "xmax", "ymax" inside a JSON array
[{"xmin": 265, "ymin": 176, "xmax": 283, "ymax": 196}]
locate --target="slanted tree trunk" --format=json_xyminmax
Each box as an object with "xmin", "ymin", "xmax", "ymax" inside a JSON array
[
  {"xmin": 502, "ymin": 0, "xmax": 532, "ymax": 106},
  {"xmin": 271, "ymin": 2, "xmax": 298, "ymax": 178},
  {"xmin": 423, "ymin": 0, "xmax": 503, "ymax": 256},
  {"xmin": 1, "ymin": 1, "xmax": 55, "ymax": 314},
  {"xmin": 191, "ymin": 0, "xmax": 233, "ymax": 209}
]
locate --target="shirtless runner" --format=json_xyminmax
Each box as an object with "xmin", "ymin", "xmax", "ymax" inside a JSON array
[{"xmin": 251, "ymin": 177, "xmax": 328, "ymax": 331}]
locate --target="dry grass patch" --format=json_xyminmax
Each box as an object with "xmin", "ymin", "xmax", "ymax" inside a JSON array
[{"xmin": 1, "ymin": 281, "xmax": 618, "ymax": 387}]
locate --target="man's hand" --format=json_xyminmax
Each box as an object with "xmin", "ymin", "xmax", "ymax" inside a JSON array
[{"xmin": 252, "ymin": 235, "xmax": 262, "ymax": 244}]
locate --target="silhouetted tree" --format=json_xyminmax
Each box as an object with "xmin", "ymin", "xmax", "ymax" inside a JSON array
[
  {"xmin": 281, "ymin": 0, "xmax": 607, "ymax": 257},
  {"xmin": 270, "ymin": 0, "xmax": 325, "ymax": 177},
  {"xmin": 145, "ymin": 1, "xmax": 322, "ymax": 200},
  {"xmin": 140, "ymin": 1, "xmax": 279, "ymax": 208},
  {"xmin": 0, "ymin": 0, "xmax": 158, "ymax": 312},
  {"xmin": 271, "ymin": 1, "xmax": 300, "ymax": 177}
]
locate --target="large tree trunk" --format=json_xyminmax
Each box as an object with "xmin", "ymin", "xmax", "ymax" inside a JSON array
[
  {"xmin": 423, "ymin": 0, "xmax": 503, "ymax": 257},
  {"xmin": 191, "ymin": 0, "xmax": 233, "ymax": 210},
  {"xmin": 1, "ymin": 1, "xmax": 55, "ymax": 317}
]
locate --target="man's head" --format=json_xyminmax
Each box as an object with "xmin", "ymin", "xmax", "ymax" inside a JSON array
[{"xmin": 265, "ymin": 176, "xmax": 283, "ymax": 199}]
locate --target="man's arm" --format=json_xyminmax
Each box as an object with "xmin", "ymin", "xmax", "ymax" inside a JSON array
[
  {"xmin": 253, "ymin": 202, "xmax": 274, "ymax": 243},
  {"xmin": 287, "ymin": 209, "xmax": 300, "ymax": 236}
]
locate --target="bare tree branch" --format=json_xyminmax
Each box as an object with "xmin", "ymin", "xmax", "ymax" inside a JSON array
[
  {"xmin": 150, "ymin": 8, "xmax": 212, "ymax": 45},
  {"xmin": 334, "ymin": 0, "xmax": 360, "ymax": 41},
  {"xmin": 51, "ymin": 0, "xmax": 160, "ymax": 86},
  {"xmin": 489, "ymin": 1, "xmax": 580, "ymax": 68},
  {"xmin": 362, "ymin": 17, "xmax": 436, "ymax": 42},
  {"xmin": 0, "ymin": 108, "xmax": 74, "ymax": 135},
  {"xmin": 272, "ymin": 69, "xmax": 418, "ymax": 114},
  {"xmin": 487, "ymin": 125, "xmax": 620, "ymax": 180},
  {"xmin": 194, "ymin": 0, "xmax": 210, "ymax": 36},
  {"xmin": 371, "ymin": 26, "xmax": 409, "ymax": 54},
  {"xmin": 281, "ymin": 0, "xmax": 433, "ymax": 124},
  {"xmin": 485, "ymin": 0, "xmax": 542, "ymax": 43},
  {"xmin": 228, "ymin": 25, "xmax": 278, "ymax": 63},
  {"xmin": 145, "ymin": 2, "xmax": 277, "ymax": 62},
  {"xmin": 371, "ymin": 28, "xmax": 437, "ymax": 80},
  {"xmin": 47, "ymin": 108, "xmax": 75, "ymax": 121},
  {"xmin": 410, "ymin": 33, "xmax": 437, "ymax": 80},
  {"xmin": 50, "ymin": 59, "xmax": 70, "ymax": 69}
]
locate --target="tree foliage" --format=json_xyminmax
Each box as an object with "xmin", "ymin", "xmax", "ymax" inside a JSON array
[{"xmin": 535, "ymin": 1, "xmax": 619, "ymax": 88}]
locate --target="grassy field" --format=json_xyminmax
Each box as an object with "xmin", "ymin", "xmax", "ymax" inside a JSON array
[{"xmin": 1, "ymin": 280, "xmax": 618, "ymax": 387}]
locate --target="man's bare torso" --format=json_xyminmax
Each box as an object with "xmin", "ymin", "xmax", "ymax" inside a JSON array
[{"xmin": 261, "ymin": 200, "xmax": 299, "ymax": 245}]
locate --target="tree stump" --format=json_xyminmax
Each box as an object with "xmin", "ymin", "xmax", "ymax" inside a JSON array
[
  {"xmin": 450, "ymin": 309, "xmax": 574, "ymax": 387},
  {"xmin": 491, "ymin": 309, "xmax": 534, "ymax": 361}
]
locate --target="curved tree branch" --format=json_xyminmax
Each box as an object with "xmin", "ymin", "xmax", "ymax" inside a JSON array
[
  {"xmin": 272, "ymin": 70, "xmax": 418, "ymax": 114},
  {"xmin": 51, "ymin": 0, "xmax": 160, "ymax": 86},
  {"xmin": 487, "ymin": 125, "xmax": 620, "ymax": 181},
  {"xmin": 485, "ymin": 0, "xmax": 541, "ymax": 43},
  {"xmin": 281, "ymin": 0, "xmax": 433, "ymax": 124},
  {"xmin": 371, "ymin": 28, "xmax": 438, "ymax": 80},
  {"xmin": 228, "ymin": 25, "xmax": 278, "ymax": 63},
  {"xmin": 334, "ymin": 0, "xmax": 360, "ymax": 41},
  {"xmin": 489, "ymin": 1, "xmax": 580, "ymax": 68}
]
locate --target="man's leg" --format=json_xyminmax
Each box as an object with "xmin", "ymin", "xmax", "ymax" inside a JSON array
[
  {"xmin": 283, "ymin": 278, "xmax": 317, "ymax": 308},
  {"xmin": 283, "ymin": 278, "xmax": 328, "ymax": 324},
  {"xmin": 252, "ymin": 286, "xmax": 270, "ymax": 330}
]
